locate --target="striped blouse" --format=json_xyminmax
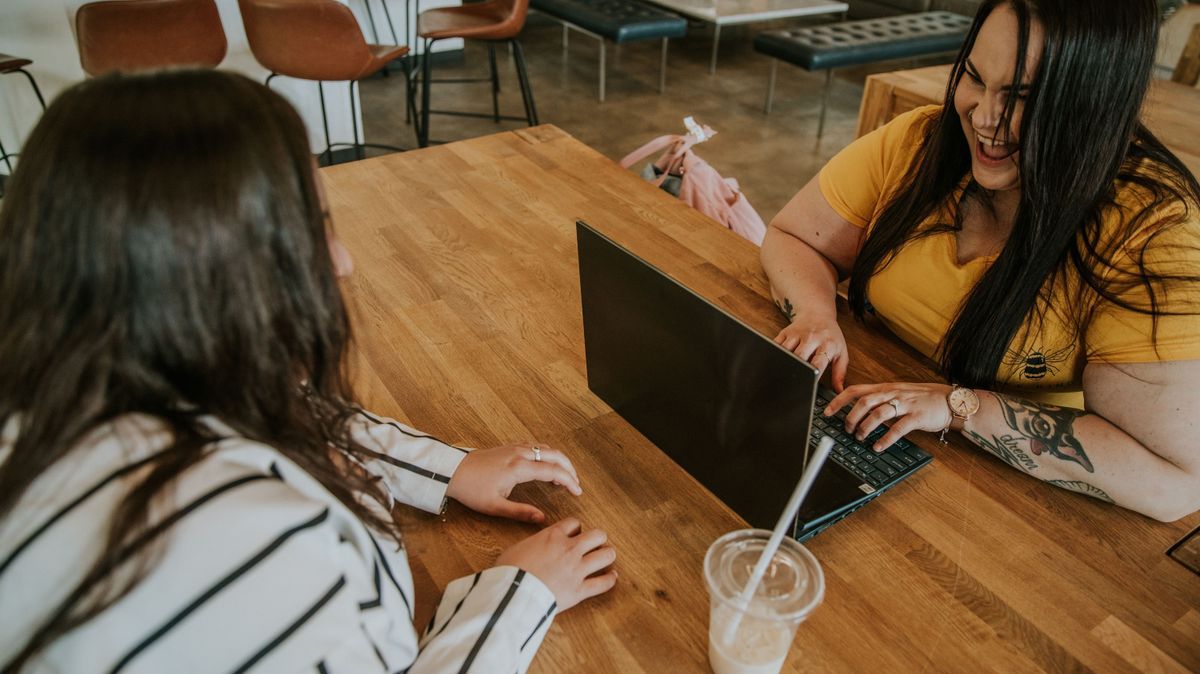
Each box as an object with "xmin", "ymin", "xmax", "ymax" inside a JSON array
[{"xmin": 0, "ymin": 411, "xmax": 558, "ymax": 673}]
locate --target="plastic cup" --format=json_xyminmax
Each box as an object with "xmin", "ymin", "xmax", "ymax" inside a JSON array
[{"xmin": 704, "ymin": 529, "xmax": 825, "ymax": 674}]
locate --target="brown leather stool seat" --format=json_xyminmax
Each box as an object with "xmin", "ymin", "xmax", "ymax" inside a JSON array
[
  {"xmin": 0, "ymin": 55, "xmax": 34, "ymax": 74},
  {"xmin": 75, "ymin": 0, "xmax": 227, "ymax": 76},
  {"xmin": 414, "ymin": 0, "xmax": 538, "ymax": 146},
  {"xmin": 0, "ymin": 53, "xmax": 47, "ymax": 190},
  {"xmin": 239, "ymin": 0, "xmax": 411, "ymax": 164},
  {"xmin": 419, "ymin": 1, "xmax": 526, "ymax": 40}
]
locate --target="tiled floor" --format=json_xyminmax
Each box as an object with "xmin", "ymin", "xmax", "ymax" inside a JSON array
[{"xmin": 360, "ymin": 13, "xmax": 954, "ymax": 220}]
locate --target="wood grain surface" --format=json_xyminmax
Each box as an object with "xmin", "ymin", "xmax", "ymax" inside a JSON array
[
  {"xmin": 856, "ymin": 64, "xmax": 1200, "ymax": 180},
  {"xmin": 321, "ymin": 126, "xmax": 1200, "ymax": 673}
]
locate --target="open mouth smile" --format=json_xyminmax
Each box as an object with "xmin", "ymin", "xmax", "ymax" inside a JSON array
[{"xmin": 974, "ymin": 133, "xmax": 1019, "ymax": 166}]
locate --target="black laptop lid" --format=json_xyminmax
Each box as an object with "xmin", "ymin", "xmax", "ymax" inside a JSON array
[{"xmin": 576, "ymin": 221, "xmax": 822, "ymax": 529}]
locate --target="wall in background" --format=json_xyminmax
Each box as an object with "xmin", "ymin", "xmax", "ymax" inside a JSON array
[{"xmin": 0, "ymin": 0, "xmax": 456, "ymax": 176}]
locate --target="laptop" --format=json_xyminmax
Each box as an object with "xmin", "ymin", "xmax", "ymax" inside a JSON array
[{"xmin": 575, "ymin": 220, "xmax": 932, "ymax": 541}]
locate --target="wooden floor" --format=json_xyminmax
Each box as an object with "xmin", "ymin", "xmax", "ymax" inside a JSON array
[{"xmin": 359, "ymin": 14, "xmax": 955, "ymax": 220}]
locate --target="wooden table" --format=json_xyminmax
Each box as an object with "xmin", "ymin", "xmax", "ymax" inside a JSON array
[
  {"xmin": 322, "ymin": 126, "xmax": 1200, "ymax": 673},
  {"xmin": 857, "ymin": 64, "xmax": 1200, "ymax": 178}
]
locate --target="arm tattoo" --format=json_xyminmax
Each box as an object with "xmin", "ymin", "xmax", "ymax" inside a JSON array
[
  {"xmin": 994, "ymin": 393, "xmax": 1094, "ymax": 473},
  {"xmin": 775, "ymin": 297, "xmax": 796, "ymax": 321},
  {"xmin": 1046, "ymin": 480, "xmax": 1114, "ymax": 503},
  {"xmin": 966, "ymin": 431, "xmax": 1039, "ymax": 472}
]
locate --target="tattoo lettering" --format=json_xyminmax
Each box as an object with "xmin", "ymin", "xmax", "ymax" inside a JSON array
[
  {"xmin": 775, "ymin": 297, "xmax": 796, "ymax": 321},
  {"xmin": 994, "ymin": 394, "xmax": 1094, "ymax": 473},
  {"xmin": 1046, "ymin": 480, "xmax": 1115, "ymax": 503},
  {"xmin": 966, "ymin": 431, "xmax": 1039, "ymax": 472}
]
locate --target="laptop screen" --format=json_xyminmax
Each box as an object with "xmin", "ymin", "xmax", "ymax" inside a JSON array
[{"xmin": 576, "ymin": 221, "xmax": 819, "ymax": 529}]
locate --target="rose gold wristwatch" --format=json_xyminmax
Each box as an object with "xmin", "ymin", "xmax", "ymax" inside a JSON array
[{"xmin": 940, "ymin": 385, "xmax": 980, "ymax": 443}]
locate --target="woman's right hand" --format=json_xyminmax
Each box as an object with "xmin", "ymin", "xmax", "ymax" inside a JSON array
[
  {"xmin": 774, "ymin": 315, "xmax": 849, "ymax": 392},
  {"xmin": 495, "ymin": 518, "xmax": 617, "ymax": 611}
]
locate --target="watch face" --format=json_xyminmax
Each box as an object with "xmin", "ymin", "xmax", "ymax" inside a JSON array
[{"xmin": 949, "ymin": 387, "xmax": 980, "ymax": 416}]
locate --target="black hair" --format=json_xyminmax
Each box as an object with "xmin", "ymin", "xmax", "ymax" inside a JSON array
[
  {"xmin": 0, "ymin": 70, "xmax": 397, "ymax": 670},
  {"xmin": 847, "ymin": 0, "xmax": 1200, "ymax": 386}
]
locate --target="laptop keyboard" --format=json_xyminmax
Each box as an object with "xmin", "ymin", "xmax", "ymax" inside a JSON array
[{"xmin": 812, "ymin": 390, "xmax": 932, "ymax": 490}]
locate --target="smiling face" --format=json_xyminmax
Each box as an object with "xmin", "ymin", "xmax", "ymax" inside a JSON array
[{"xmin": 953, "ymin": 3, "xmax": 1044, "ymax": 193}]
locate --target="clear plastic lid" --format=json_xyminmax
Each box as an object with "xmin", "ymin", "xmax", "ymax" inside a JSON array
[{"xmin": 703, "ymin": 529, "xmax": 825, "ymax": 623}]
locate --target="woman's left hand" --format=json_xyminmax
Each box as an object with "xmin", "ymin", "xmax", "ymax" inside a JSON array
[
  {"xmin": 446, "ymin": 444, "xmax": 582, "ymax": 523},
  {"xmin": 825, "ymin": 382, "xmax": 955, "ymax": 451}
]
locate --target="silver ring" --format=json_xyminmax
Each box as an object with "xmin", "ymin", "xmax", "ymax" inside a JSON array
[
  {"xmin": 887, "ymin": 399, "xmax": 900, "ymax": 416},
  {"xmin": 532, "ymin": 446, "xmax": 542, "ymax": 462}
]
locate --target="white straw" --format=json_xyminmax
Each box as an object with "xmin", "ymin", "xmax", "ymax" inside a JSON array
[{"xmin": 721, "ymin": 436, "xmax": 833, "ymax": 647}]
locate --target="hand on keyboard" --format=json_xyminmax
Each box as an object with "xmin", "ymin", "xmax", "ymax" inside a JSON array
[
  {"xmin": 813, "ymin": 389, "xmax": 931, "ymax": 490},
  {"xmin": 822, "ymin": 382, "xmax": 955, "ymax": 452}
]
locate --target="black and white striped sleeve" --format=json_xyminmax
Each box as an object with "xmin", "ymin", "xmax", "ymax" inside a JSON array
[
  {"xmin": 29, "ymin": 457, "xmax": 405, "ymax": 673},
  {"xmin": 415, "ymin": 565, "xmax": 559, "ymax": 674},
  {"xmin": 2, "ymin": 425, "xmax": 558, "ymax": 674},
  {"xmin": 348, "ymin": 411, "xmax": 470, "ymax": 514}
]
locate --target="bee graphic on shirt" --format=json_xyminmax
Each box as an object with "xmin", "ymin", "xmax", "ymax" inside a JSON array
[{"xmin": 1003, "ymin": 344, "xmax": 1075, "ymax": 380}]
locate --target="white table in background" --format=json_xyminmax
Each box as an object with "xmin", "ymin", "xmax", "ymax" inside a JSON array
[{"xmin": 638, "ymin": 0, "xmax": 847, "ymax": 73}]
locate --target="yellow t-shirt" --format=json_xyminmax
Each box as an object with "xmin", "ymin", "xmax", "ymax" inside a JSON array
[{"xmin": 819, "ymin": 105, "xmax": 1200, "ymax": 408}]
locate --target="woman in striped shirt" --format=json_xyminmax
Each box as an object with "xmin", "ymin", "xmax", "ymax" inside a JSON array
[{"xmin": 0, "ymin": 70, "xmax": 617, "ymax": 673}]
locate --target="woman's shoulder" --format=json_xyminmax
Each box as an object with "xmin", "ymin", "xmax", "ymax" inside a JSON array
[
  {"xmin": 885, "ymin": 104, "xmax": 943, "ymax": 133},
  {"xmin": 860, "ymin": 104, "xmax": 942, "ymax": 161},
  {"xmin": 818, "ymin": 105, "xmax": 945, "ymax": 227}
]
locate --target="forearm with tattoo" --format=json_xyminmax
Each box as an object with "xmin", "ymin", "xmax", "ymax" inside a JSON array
[
  {"xmin": 965, "ymin": 432, "xmax": 1039, "ymax": 472},
  {"xmin": 993, "ymin": 393, "xmax": 1094, "ymax": 472},
  {"xmin": 1046, "ymin": 480, "xmax": 1114, "ymax": 503},
  {"xmin": 962, "ymin": 393, "xmax": 1116, "ymax": 503}
]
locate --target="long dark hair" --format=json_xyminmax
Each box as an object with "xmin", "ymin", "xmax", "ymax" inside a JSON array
[
  {"xmin": 848, "ymin": 0, "xmax": 1200, "ymax": 387},
  {"xmin": 0, "ymin": 70, "xmax": 397, "ymax": 669}
]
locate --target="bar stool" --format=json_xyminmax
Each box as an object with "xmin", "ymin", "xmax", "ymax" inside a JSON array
[
  {"xmin": 239, "ymin": 0, "xmax": 411, "ymax": 164},
  {"xmin": 75, "ymin": 0, "xmax": 227, "ymax": 75},
  {"xmin": 414, "ymin": 0, "xmax": 538, "ymax": 147},
  {"xmin": 360, "ymin": 0, "xmax": 420, "ymax": 123},
  {"xmin": 0, "ymin": 54, "xmax": 48, "ymax": 192}
]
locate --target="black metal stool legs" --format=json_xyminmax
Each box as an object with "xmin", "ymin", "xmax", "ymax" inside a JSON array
[
  {"xmin": 419, "ymin": 38, "xmax": 435, "ymax": 147},
  {"xmin": 0, "ymin": 136, "xmax": 12, "ymax": 175},
  {"xmin": 511, "ymin": 39, "xmax": 538, "ymax": 126},
  {"xmin": 268, "ymin": 73, "xmax": 405, "ymax": 165},
  {"xmin": 15, "ymin": 68, "xmax": 46, "ymax": 110},
  {"xmin": 416, "ymin": 37, "xmax": 539, "ymax": 147},
  {"xmin": 0, "ymin": 65, "xmax": 49, "ymax": 194},
  {"xmin": 487, "ymin": 44, "xmax": 500, "ymax": 123},
  {"xmin": 404, "ymin": 0, "xmax": 420, "ymax": 124},
  {"xmin": 316, "ymin": 80, "xmax": 335, "ymax": 165},
  {"xmin": 349, "ymin": 80, "xmax": 363, "ymax": 161},
  {"xmin": 406, "ymin": 53, "xmax": 421, "ymax": 138}
]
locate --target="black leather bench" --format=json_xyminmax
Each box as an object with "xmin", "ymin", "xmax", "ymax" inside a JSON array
[
  {"xmin": 531, "ymin": 0, "xmax": 687, "ymax": 102},
  {"xmin": 754, "ymin": 11, "xmax": 973, "ymax": 136}
]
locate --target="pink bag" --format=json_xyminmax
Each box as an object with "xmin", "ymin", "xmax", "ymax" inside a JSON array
[{"xmin": 619, "ymin": 126, "xmax": 766, "ymax": 246}]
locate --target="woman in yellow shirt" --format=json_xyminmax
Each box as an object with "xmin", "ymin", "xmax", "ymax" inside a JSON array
[{"xmin": 762, "ymin": 0, "xmax": 1200, "ymax": 521}]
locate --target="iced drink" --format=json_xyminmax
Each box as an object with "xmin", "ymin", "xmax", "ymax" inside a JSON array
[{"xmin": 704, "ymin": 529, "xmax": 824, "ymax": 674}]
